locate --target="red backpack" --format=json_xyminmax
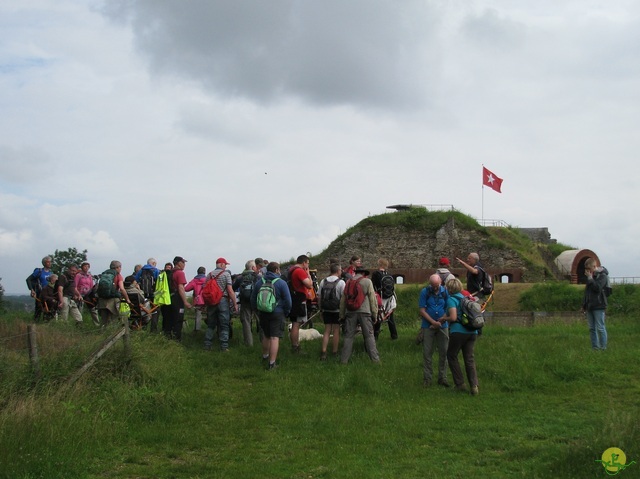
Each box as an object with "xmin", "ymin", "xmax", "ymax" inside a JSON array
[
  {"xmin": 344, "ymin": 277, "xmax": 366, "ymax": 311},
  {"xmin": 202, "ymin": 271, "xmax": 225, "ymax": 306}
]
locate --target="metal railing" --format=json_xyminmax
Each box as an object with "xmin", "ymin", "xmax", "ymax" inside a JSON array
[
  {"xmin": 385, "ymin": 204, "xmax": 455, "ymax": 212},
  {"xmin": 610, "ymin": 277, "xmax": 640, "ymax": 285},
  {"xmin": 479, "ymin": 219, "xmax": 510, "ymax": 227}
]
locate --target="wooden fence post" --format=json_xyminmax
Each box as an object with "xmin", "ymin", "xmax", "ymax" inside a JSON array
[
  {"xmin": 27, "ymin": 324, "xmax": 41, "ymax": 379},
  {"xmin": 123, "ymin": 316, "xmax": 131, "ymax": 359},
  {"xmin": 68, "ymin": 326, "xmax": 127, "ymax": 385}
]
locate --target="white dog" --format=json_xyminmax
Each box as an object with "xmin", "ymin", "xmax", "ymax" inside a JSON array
[{"xmin": 288, "ymin": 324, "xmax": 322, "ymax": 341}]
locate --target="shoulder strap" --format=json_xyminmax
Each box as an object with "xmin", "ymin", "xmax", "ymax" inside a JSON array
[{"xmin": 211, "ymin": 270, "xmax": 225, "ymax": 281}]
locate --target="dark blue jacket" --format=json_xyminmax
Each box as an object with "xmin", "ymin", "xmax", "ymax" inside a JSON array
[
  {"xmin": 251, "ymin": 271, "xmax": 292, "ymax": 316},
  {"xmin": 135, "ymin": 264, "xmax": 159, "ymax": 282}
]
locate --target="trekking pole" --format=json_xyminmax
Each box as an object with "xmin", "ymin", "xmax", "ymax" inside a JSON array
[
  {"xmin": 300, "ymin": 310, "xmax": 321, "ymax": 329},
  {"xmin": 141, "ymin": 304, "xmax": 159, "ymax": 315},
  {"xmin": 481, "ymin": 291, "xmax": 494, "ymax": 312}
]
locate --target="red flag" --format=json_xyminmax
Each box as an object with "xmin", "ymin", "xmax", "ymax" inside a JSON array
[{"xmin": 482, "ymin": 167, "xmax": 503, "ymax": 193}]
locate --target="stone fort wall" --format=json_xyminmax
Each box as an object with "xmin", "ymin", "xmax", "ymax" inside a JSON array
[{"xmin": 315, "ymin": 217, "xmax": 543, "ymax": 284}]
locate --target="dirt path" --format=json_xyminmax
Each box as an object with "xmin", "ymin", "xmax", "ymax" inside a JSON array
[{"xmin": 487, "ymin": 283, "xmax": 534, "ymax": 311}]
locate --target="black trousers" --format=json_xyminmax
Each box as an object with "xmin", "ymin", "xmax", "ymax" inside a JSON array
[{"xmin": 374, "ymin": 312, "xmax": 398, "ymax": 340}]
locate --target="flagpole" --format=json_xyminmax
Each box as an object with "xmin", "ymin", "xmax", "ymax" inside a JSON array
[{"xmin": 481, "ymin": 164, "xmax": 484, "ymax": 226}]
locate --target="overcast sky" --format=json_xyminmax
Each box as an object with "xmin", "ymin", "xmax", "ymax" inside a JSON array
[{"xmin": 2, "ymin": 0, "xmax": 639, "ymax": 294}]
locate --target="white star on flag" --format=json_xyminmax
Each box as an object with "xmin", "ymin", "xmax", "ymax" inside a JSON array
[{"xmin": 482, "ymin": 167, "xmax": 503, "ymax": 193}]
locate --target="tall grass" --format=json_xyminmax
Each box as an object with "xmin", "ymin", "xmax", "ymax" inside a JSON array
[
  {"xmin": 518, "ymin": 282, "xmax": 640, "ymax": 316},
  {"xmin": 518, "ymin": 282, "xmax": 584, "ymax": 312},
  {"xmin": 1, "ymin": 306, "xmax": 639, "ymax": 478}
]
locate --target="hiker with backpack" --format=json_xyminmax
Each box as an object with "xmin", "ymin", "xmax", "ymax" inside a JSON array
[
  {"xmin": 435, "ymin": 257, "xmax": 453, "ymax": 284},
  {"xmin": 135, "ymin": 258, "xmax": 160, "ymax": 295},
  {"xmin": 342, "ymin": 255, "xmax": 362, "ymax": 281},
  {"xmin": 75, "ymin": 261, "xmax": 99, "ymax": 326},
  {"xmin": 287, "ymin": 255, "xmax": 314, "ymax": 354},
  {"xmin": 123, "ymin": 275, "xmax": 151, "ymax": 328},
  {"xmin": 154, "ymin": 262, "xmax": 174, "ymax": 333},
  {"xmin": 419, "ymin": 274, "xmax": 450, "ymax": 388},
  {"xmin": 203, "ymin": 257, "xmax": 238, "ymax": 352},
  {"xmin": 163, "ymin": 256, "xmax": 193, "ymax": 341},
  {"xmin": 26, "ymin": 255, "xmax": 54, "ymax": 322},
  {"xmin": 251, "ymin": 262, "xmax": 292, "ymax": 370},
  {"xmin": 444, "ymin": 277, "xmax": 480, "ymax": 396},
  {"xmin": 232, "ymin": 260, "xmax": 259, "ymax": 346},
  {"xmin": 456, "ymin": 252, "xmax": 492, "ymax": 300},
  {"xmin": 97, "ymin": 260, "xmax": 132, "ymax": 327},
  {"xmin": 40, "ymin": 274, "xmax": 59, "ymax": 322},
  {"xmin": 318, "ymin": 263, "xmax": 345, "ymax": 360},
  {"xmin": 581, "ymin": 258, "xmax": 610, "ymax": 351},
  {"xmin": 56, "ymin": 264, "xmax": 83, "ymax": 325},
  {"xmin": 185, "ymin": 266, "xmax": 207, "ymax": 332},
  {"xmin": 135, "ymin": 258, "xmax": 161, "ymax": 332},
  {"xmin": 371, "ymin": 258, "xmax": 398, "ymax": 340},
  {"xmin": 254, "ymin": 257, "xmax": 267, "ymax": 277},
  {"xmin": 339, "ymin": 266, "xmax": 380, "ymax": 364}
]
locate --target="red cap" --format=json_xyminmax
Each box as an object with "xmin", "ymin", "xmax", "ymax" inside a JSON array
[
  {"xmin": 216, "ymin": 257, "xmax": 230, "ymax": 265},
  {"xmin": 439, "ymin": 257, "xmax": 450, "ymax": 267}
]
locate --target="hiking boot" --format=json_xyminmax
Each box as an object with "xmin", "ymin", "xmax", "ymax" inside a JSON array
[
  {"xmin": 471, "ymin": 385, "xmax": 479, "ymax": 396},
  {"xmin": 438, "ymin": 379, "xmax": 451, "ymax": 388}
]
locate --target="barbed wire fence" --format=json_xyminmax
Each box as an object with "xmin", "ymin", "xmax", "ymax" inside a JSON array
[{"xmin": 0, "ymin": 319, "xmax": 131, "ymax": 384}]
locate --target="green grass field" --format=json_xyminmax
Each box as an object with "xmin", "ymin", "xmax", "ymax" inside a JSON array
[{"xmin": 1, "ymin": 306, "xmax": 639, "ymax": 479}]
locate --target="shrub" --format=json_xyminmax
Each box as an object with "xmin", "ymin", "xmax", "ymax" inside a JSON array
[
  {"xmin": 518, "ymin": 283, "xmax": 583, "ymax": 311},
  {"xmin": 606, "ymin": 283, "xmax": 640, "ymax": 315}
]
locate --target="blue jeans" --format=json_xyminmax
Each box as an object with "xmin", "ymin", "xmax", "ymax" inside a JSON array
[
  {"xmin": 586, "ymin": 309, "xmax": 607, "ymax": 350},
  {"xmin": 205, "ymin": 300, "xmax": 231, "ymax": 350}
]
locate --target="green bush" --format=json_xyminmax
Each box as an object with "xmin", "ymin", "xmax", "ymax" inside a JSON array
[
  {"xmin": 607, "ymin": 283, "xmax": 640, "ymax": 315},
  {"xmin": 547, "ymin": 242, "xmax": 577, "ymax": 258},
  {"xmin": 357, "ymin": 208, "xmax": 483, "ymax": 233},
  {"xmin": 518, "ymin": 282, "xmax": 640, "ymax": 315},
  {"xmin": 518, "ymin": 282, "xmax": 583, "ymax": 311}
]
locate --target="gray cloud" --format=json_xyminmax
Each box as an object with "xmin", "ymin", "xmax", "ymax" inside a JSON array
[
  {"xmin": 2, "ymin": 1, "xmax": 640, "ymax": 294},
  {"xmin": 102, "ymin": 0, "xmax": 441, "ymax": 110}
]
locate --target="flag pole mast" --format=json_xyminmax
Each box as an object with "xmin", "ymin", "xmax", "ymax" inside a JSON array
[{"xmin": 481, "ymin": 164, "xmax": 484, "ymax": 226}]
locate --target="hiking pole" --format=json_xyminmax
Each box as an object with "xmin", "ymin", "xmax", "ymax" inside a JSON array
[
  {"xmin": 300, "ymin": 310, "xmax": 321, "ymax": 329},
  {"xmin": 481, "ymin": 291, "xmax": 494, "ymax": 312}
]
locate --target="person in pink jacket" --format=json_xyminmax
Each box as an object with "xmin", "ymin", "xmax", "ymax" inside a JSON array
[
  {"xmin": 75, "ymin": 261, "xmax": 99, "ymax": 326},
  {"xmin": 185, "ymin": 266, "xmax": 207, "ymax": 331}
]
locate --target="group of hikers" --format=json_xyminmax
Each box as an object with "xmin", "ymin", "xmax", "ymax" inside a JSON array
[{"xmin": 25, "ymin": 251, "xmax": 611, "ymax": 394}]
